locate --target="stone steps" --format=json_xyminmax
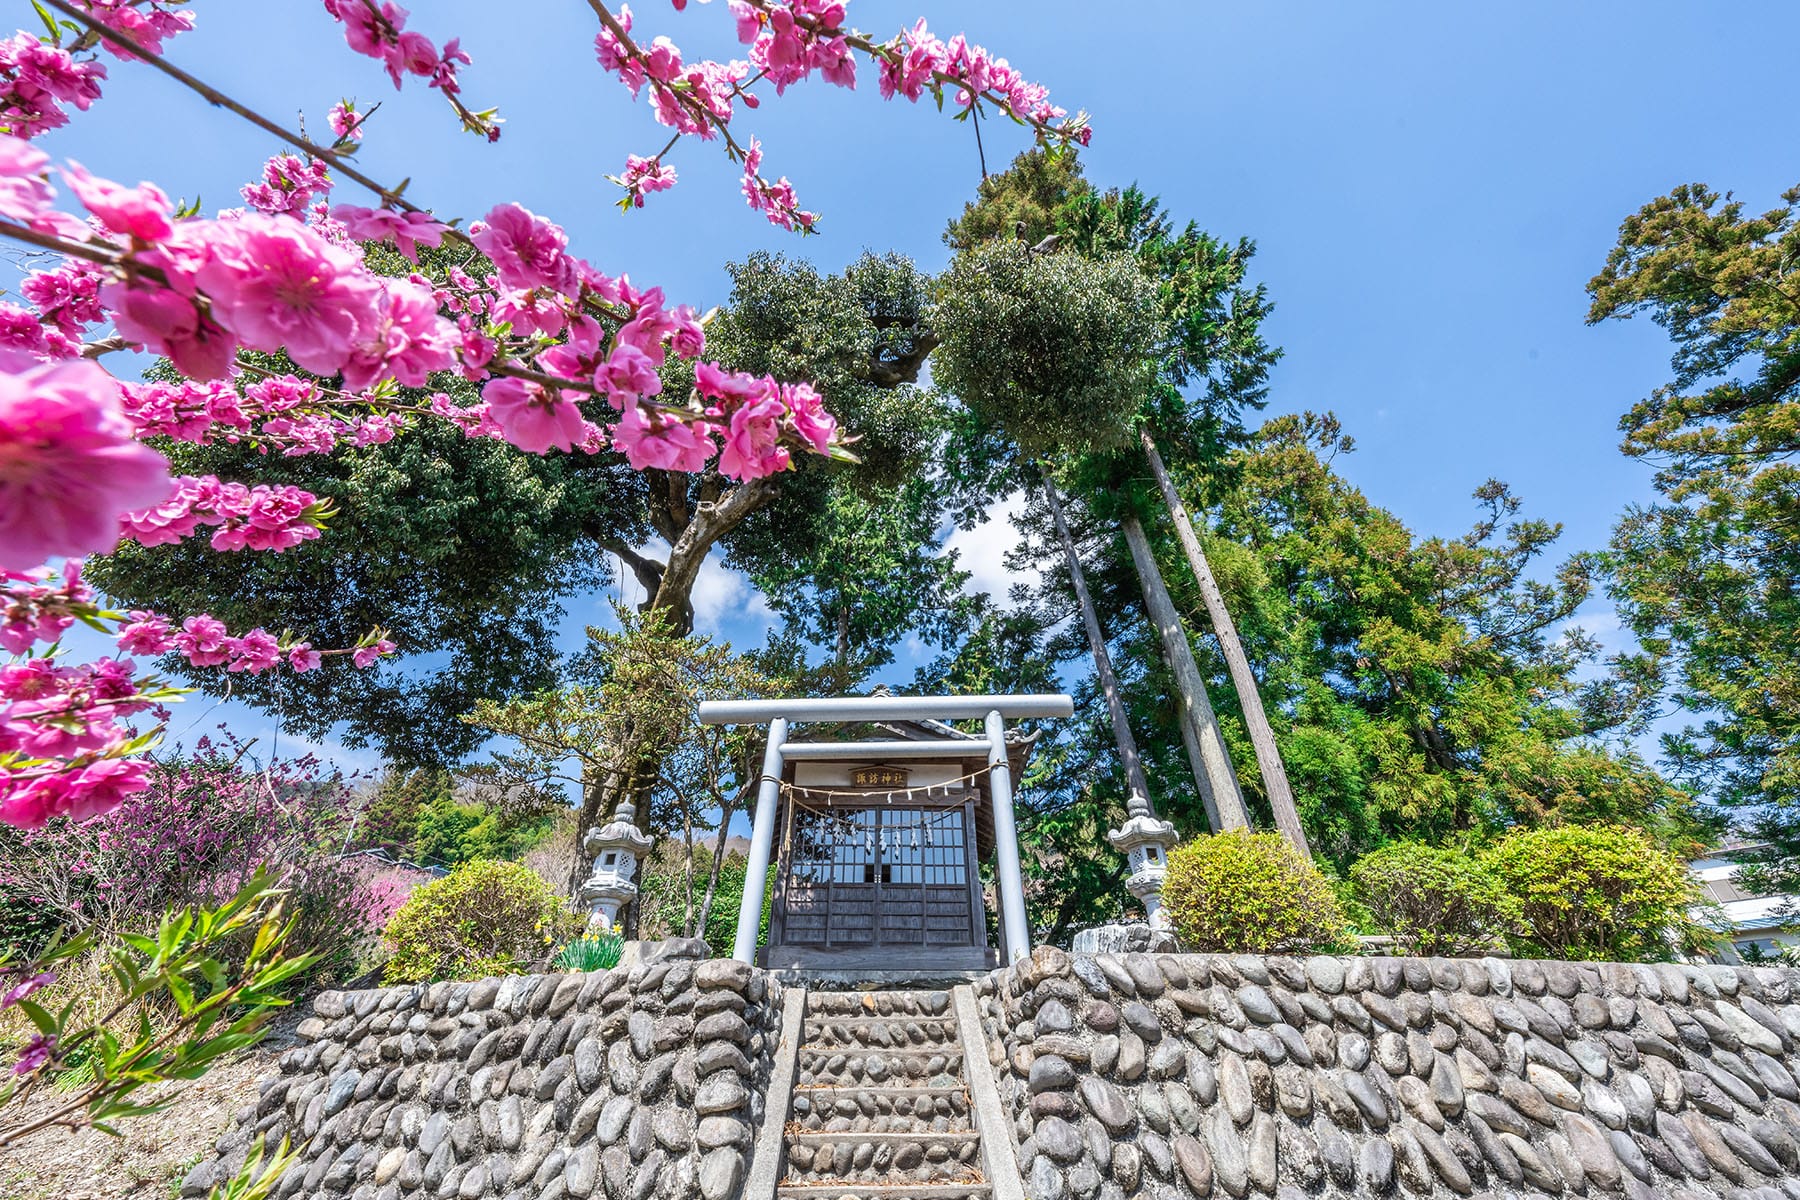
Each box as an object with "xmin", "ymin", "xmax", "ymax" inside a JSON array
[
  {"xmin": 796, "ymin": 1049, "xmax": 964, "ymax": 1088},
  {"xmin": 779, "ymin": 990, "xmax": 988, "ymax": 1195},
  {"xmin": 789, "ymin": 1086, "xmax": 972, "ymax": 1133},
  {"xmin": 776, "ymin": 1185, "xmax": 993, "ymax": 1200},
  {"xmin": 802, "ymin": 1017, "xmax": 960, "ymax": 1049},
  {"xmin": 782, "ymin": 1145, "xmax": 983, "ymax": 1186},
  {"xmin": 805, "ymin": 991, "xmax": 955, "ymax": 1018},
  {"xmin": 787, "ymin": 1132, "xmax": 982, "ymax": 1144},
  {"xmin": 792, "ymin": 1085, "xmax": 971, "ymax": 1095}
]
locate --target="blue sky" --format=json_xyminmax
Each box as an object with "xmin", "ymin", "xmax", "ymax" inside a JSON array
[{"xmin": 27, "ymin": 1, "xmax": 1800, "ymax": 773}]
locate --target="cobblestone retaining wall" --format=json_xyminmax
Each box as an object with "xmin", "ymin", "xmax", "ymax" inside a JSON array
[
  {"xmin": 976, "ymin": 947, "xmax": 1800, "ymax": 1200},
  {"xmin": 185, "ymin": 945, "xmax": 782, "ymax": 1200}
]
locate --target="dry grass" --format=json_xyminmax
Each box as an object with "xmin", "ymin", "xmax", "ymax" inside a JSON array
[
  {"xmin": 522, "ymin": 811, "xmax": 579, "ymax": 893},
  {"xmin": 0, "ymin": 943, "xmax": 166, "ymax": 1071},
  {"xmin": 0, "ymin": 1044, "xmax": 278, "ymax": 1200}
]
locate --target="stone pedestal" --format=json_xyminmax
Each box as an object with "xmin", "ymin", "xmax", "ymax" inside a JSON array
[{"xmin": 1070, "ymin": 922, "xmax": 1178, "ymax": 955}]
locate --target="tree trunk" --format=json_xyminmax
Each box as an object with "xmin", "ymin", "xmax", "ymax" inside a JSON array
[
  {"xmin": 568, "ymin": 764, "xmax": 613, "ymax": 897},
  {"xmin": 680, "ymin": 809, "xmax": 696, "ymax": 936},
  {"xmin": 650, "ymin": 476, "xmax": 777, "ymax": 633},
  {"xmin": 575, "ymin": 477, "xmax": 778, "ymax": 902},
  {"xmin": 1120, "ymin": 512, "xmax": 1250, "ymax": 833},
  {"xmin": 1037, "ymin": 470, "xmax": 1156, "ymax": 818},
  {"xmin": 1170, "ymin": 692, "xmax": 1222, "ymax": 834},
  {"xmin": 694, "ymin": 790, "xmax": 739, "ymax": 940},
  {"xmin": 1140, "ymin": 431, "xmax": 1312, "ymax": 856}
]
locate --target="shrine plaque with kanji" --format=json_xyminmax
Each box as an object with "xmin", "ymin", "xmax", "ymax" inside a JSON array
[{"xmin": 851, "ymin": 765, "xmax": 910, "ymax": 789}]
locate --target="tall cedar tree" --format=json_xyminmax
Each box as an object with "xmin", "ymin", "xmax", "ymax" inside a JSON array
[
  {"xmin": 1587, "ymin": 182, "xmax": 1800, "ymax": 892},
  {"xmin": 943, "ymin": 152, "xmax": 1302, "ymax": 844}
]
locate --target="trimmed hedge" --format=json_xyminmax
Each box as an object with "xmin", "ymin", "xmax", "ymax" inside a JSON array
[
  {"xmin": 1162, "ymin": 829, "xmax": 1350, "ymax": 954},
  {"xmin": 381, "ymin": 859, "xmax": 579, "ymax": 984},
  {"xmin": 1480, "ymin": 823, "xmax": 1702, "ymax": 962},
  {"xmin": 1350, "ymin": 841, "xmax": 1507, "ymax": 956}
]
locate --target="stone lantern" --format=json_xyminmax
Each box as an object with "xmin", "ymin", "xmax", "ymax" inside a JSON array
[
  {"xmin": 1109, "ymin": 811, "xmax": 1180, "ymax": 931},
  {"xmin": 580, "ymin": 800, "xmax": 654, "ymax": 932}
]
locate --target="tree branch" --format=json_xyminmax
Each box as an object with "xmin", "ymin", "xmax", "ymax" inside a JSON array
[
  {"xmin": 650, "ymin": 476, "xmax": 778, "ymax": 630},
  {"xmin": 597, "ymin": 538, "xmax": 668, "ymax": 600}
]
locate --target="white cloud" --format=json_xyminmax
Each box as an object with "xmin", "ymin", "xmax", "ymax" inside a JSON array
[
  {"xmin": 691, "ymin": 557, "xmax": 777, "ymax": 636},
  {"xmin": 945, "ymin": 491, "xmax": 1041, "ymax": 604}
]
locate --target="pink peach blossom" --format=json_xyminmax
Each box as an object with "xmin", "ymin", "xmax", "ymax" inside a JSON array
[
  {"xmin": 193, "ymin": 214, "xmax": 383, "ymax": 375},
  {"xmin": 0, "ymin": 351, "xmax": 172, "ymax": 570},
  {"xmin": 469, "ymin": 204, "xmax": 575, "ymax": 295},
  {"xmin": 62, "ymin": 161, "xmax": 173, "ymax": 241},
  {"xmin": 225, "ymin": 629, "xmax": 281, "ymax": 673},
  {"xmin": 332, "ymin": 204, "xmax": 448, "ymax": 262},
  {"xmin": 340, "ymin": 280, "xmax": 456, "ymax": 391},
  {"xmin": 100, "ymin": 280, "xmax": 238, "ymax": 380},
  {"xmin": 480, "ymin": 376, "xmax": 588, "ymax": 454},
  {"xmin": 174, "ymin": 614, "xmax": 230, "ymax": 667},
  {"xmin": 717, "ymin": 392, "xmax": 790, "ymax": 480},
  {"xmin": 10, "ymin": 1033, "xmax": 53, "ymax": 1073},
  {"xmin": 352, "ymin": 638, "xmax": 396, "ymax": 668},
  {"xmin": 611, "ymin": 402, "xmax": 714, "ymax": 473},
  {"xmin": 116, "ymin": 611, "xmax": 174, "ymax": 655},
  {"xmin": 594, "ymin": 343, "xmax": 662, "ymax": 406},
  {"xmin": 782, "ymin": 381, "xmax": 836, "ymax": 453},
  {"xmin": 328, "ymin": 99, "xmax": 365, "ymax": 142},
  {"xmin": 618, "ymin": 155, "xmax": 676, "ymax": 207}
]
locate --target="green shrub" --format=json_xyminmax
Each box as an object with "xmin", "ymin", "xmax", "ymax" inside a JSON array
[
  {"xmin": 1350, "ymin": 842, "xmax": 1507, "ymax": 956},
  {"xmin": 1162, "ymin": 829, "xmax": 1350, "ymax": 954},
  {"xmin": 1480, "ymin": 824, "xmax": 1704, "ymax": 962},
  {"xmin": 381, "ymin": 860, "xmax": 579, "ymax": 984},
  {"xmin": 553, "ymin": 931, "xmax": 624, "ymax": 973}
]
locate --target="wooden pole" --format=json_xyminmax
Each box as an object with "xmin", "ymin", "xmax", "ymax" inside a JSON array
[
  {"xmin": 1120, "ymin": 513, "xmax": 1250, "ymax": 832},
  {"xmin": 1140, "ymin": 429, "xmax": 1311, "ymax": 856},
  {"xmin": 1038, "ymin": 470, "xmax": 1157, "ymax": 819}
]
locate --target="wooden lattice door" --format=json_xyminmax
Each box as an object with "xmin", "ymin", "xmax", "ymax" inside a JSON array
[{"xmin": 775, "ymin": 801, "xmax": 983, "ymax": 964}]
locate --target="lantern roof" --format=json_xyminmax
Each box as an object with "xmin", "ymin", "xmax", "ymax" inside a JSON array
[{"xmin": 584, "ymin": 800, "xmax": 655, "ymax": 856}]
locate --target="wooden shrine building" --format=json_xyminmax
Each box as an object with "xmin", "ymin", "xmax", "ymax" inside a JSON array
[
  {"xmin": 696, "ymin": 693, "xmax": 1073, "ymax": 972},
  {"xmin": 767, "ymin": 718, "xmax": 1036, "ymax": 970}
]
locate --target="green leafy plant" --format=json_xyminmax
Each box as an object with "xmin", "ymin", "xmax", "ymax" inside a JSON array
[
  {"xmin": 1480, "ymin": 824, "xmax": 1707, "ymax": 961},
  {"xmin": 1161, "ymin": 829, "xmax": 1350, "ymax": 954},
  {"xmin": 552, "ymin": 930, "xmax": 624, "ymax": 973},
  {"xmin": 0, "ymin": 874, "xmax": 313, "ymax": 1149},
  {"xmin": 208, "ymin": 1135, "xmax": 300, "ymax": 1200},
  {"xmin": 1350, "ymin": 841, "xmax": 1508, "ymax": 957},
  {"xmin": 381, "ymin": 859, "xmax": 579, "ymax": 984}
]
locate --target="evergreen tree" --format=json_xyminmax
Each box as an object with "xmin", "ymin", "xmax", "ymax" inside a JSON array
[
  {"xmin": 1587, "ymin": 182, "xmax": 1800, "ymax": 890},
  {"xmin": 1212, "ymin": 413, "xmax": 1705, "ymax": 869}
]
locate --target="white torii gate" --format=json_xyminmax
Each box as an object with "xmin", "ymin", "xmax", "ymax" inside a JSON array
[{"xmin": 696, "ymin": 693, "xmax": 1073, "ymax": 965}]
